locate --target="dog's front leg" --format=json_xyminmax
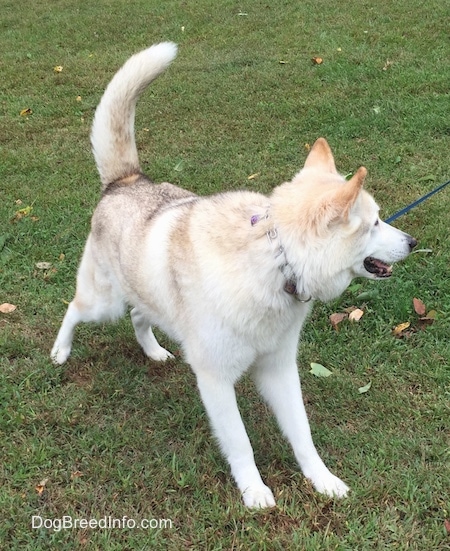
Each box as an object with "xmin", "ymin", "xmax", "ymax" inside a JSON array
[
  {"xmin": 252, "ymin": 350, "xmax": 349, "ymax": 498},
  {"xmin": 195, "ymin": 369, "xmax": 276, "ymax": 508}
]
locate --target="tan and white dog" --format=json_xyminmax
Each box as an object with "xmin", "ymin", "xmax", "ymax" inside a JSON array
[{"xmin": 51, "ymin": 43, "xmax": 417, "ymax": 508}]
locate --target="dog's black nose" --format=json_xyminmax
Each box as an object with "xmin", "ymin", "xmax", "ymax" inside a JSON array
[{"xmin": 408, "ymin": 236, "xmax": 418, "ymax": 250}]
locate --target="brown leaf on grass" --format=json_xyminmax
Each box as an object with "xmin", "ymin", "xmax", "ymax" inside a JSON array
[
  {"xmin": 329, "ymin": 312, "xmax": 347, "ymax": 330},
  {"xmin": 70, "ymin": 471, "xmax": 83, "ymax": 480},
  {"xmin": 0, "ymin": 303, "xmax": 17, "ymax": 314},
  {"xmin": 417, "ymin": 316, "xmax": 435, "ymax": 330},
  {"xmin": 444, "ymin": 518, "xmax": 450, "ymax": 535},
  {"xmin": 35, "ymin": 478, "xmax": 48, "ymax": 495},
  {"xmin": 312, "ymin": 56, "xmax": 323, "ymax": 65},
  {"xmin": 20, "ymin": 107, "xmax": 33, "ymax": 116},
  {"xmin": 414, "ymin": 300, "xmax": 436, "ymax": 331},
  {"xmin": 413, "ymin": 297, "xmax": 426, "ymax": 316}
]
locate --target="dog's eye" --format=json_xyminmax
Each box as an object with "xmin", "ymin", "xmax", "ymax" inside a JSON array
[{"xmin": 374, "ymin": 219, "xmax": 379, "ymax": 227}]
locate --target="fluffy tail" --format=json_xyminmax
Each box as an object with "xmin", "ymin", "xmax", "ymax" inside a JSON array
[{"xmin": 91, "ymin": 42, "xmax": 178, "ymax": 189}]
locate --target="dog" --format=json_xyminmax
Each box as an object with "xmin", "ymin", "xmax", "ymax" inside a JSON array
[{"xmin": 51, "ymin": 42, "xmax": 417, "ymax": 508}]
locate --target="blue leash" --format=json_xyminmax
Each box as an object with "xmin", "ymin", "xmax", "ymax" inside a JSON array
[{"xmin": 384, "ymin": 178, "xmax": 450, "ymax": 224}]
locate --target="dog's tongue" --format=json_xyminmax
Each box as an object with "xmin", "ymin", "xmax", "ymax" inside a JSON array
[{"xmin": 364, "ymin": 256, "xmax": 393, "ymax": 277}]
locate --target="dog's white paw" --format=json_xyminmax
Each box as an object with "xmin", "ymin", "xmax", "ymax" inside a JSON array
[
  {"xmin": 147, "ymin": 346, "xmax": 174, "ymax": 362},
  {"xmin": 309, "ymin": 471, "xmax": 349, "ymax": 498},
  {"xmin": 50, "ymin": 344, "xmax": 71, "ymax": 365},
  {"xmin": 242, "ymin": 484, "xmax": 276, "ymax": 508}
]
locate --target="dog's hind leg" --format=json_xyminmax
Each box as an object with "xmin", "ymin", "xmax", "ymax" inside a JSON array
[
  {"xmin": 51, "ymin": 236, "xmax": 125, "ymax": 365},
  {"xmin": 51, "ymin": 299, "xmax": 85, "ymax": 365},
  {"xmin": 130, "ymin": 307, "xmax": 174, "ymax": 361},
  {"xmin": 252, "ymin": 345, "xmax": 349, "ymax": 498}
]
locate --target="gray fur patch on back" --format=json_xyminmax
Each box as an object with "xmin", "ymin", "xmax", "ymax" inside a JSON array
[{"xmin": 92, "ymin": 177, "xmax": 197, "ymax": 239}]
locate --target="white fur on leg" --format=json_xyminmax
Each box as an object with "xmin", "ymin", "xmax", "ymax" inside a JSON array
[
  {"xmin": 193, "ymin": 366, "xmax": 276, "ymax": 508},
  {"xmin": 130, "ymin": 307, "xmax": 174, "ymax": 361},
  {"xmin": 51, "ymin": 234, "xmax": 128, "ymax": 365},
  {"xmin": 51, "ymin": 343, "xmax": 72, "ymax": 366},
  {"xmin": 242, "ymin": 484, "xmax": 276, "ymax": 509},
  {"xmin": 253, "ymin": 346, "xmax": 349, "ymax": 500},
  {"xmin": 305, "ymin": 468, "xmax": 349, "ymax": 497},
  {"xmin": 51, "ymin": 301, "xmax": 81, "ymax": 365}
]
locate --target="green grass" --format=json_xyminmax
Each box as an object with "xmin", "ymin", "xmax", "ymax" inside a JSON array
[{"xmin": 1, "ymin": 0, "xmax": 449, "ymax": 549}]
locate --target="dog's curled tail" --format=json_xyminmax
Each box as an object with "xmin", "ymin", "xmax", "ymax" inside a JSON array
[{"xmin": 91, "ymin": 42, "xmax": 178, "ymax": 189}]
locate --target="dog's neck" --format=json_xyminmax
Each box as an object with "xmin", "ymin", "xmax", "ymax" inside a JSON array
[{"xmin": 251, "ymin": 211, "xmax": 312, "ymax": 303}]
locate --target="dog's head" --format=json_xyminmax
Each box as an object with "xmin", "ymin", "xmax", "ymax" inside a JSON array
[{"xmin": 271, "ymin": 138, "xmax": 417, "ymax": 301}]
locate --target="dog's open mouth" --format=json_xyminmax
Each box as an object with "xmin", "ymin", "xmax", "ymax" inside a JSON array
[{"xmin": 363, "ymin": 257, "xmax": 393, "ymax": 278}]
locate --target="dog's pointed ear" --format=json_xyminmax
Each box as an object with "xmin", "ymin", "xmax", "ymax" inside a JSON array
[
  {"xmin": 304, "ymin": 138, "xmax": 338, "ymax": 174},
  {"xmin": 337, "ymin": 166, "xmax": 367, "ymax": 219}
]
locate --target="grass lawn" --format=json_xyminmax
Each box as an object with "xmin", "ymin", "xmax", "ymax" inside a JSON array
[{"xmin": 1, "ymin": 0, "xmax": 449, "ymax": 548}]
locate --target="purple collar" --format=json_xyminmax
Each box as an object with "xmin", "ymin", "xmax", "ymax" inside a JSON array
[{"xmin": 250, "ymin": 213, "xmax": 312, "ymax": 302}]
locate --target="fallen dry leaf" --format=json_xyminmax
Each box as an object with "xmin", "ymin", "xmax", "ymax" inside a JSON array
[
  {"xmin": 329, "ymin": 312, "xmax": 347, "ymax": 330},
  {"xmin": 11, "ymin": 205, "xmax": 33, "ymax": 222},
  {"xmin": 36, "ymin": 262, "xmax": 52, "ymax": 270},
  {"xmin": 444, "ymin": 518, "xmax": 450, "ymax": 535},
  {"xmin": 358, "ymin": 381, "xmax": 372, "ymax": 394},
  {"xmin": 392, "ymin": 321, "xmax": 411, "ymax": 336},
  {"xmin": 0, "ymin": 303, "xmax": 17, "ymax": 314},
  {"xmin": 70, "ymin": 471, "xmax": 83, "ymax": 480},
  {"xmin": 247, "ymin": 173, "xmax": 260, "ymax": 180},
  {"xmin": 53, "ymin": 65, "xmax": 63, "ymax": 73},
  {"xmin": 18, "ymin": 205, "xmax": 32, "ymax": 215},
  {"xmin": 35, "ymin": 478, "xmax": 48, "ymax": 495},
  {"xmin": 349, "ymin": 308, "xmax": 364, "ymax": 322},
  {"xmin": 312, "ymin": 56, "xmax": 323, "ymax": 65},
  {"xmin": 413, "ymin": 297, "xmax": 426, "ymax": 316},
  {"xmin": 20, "ymin": 108, "xmax": 33, "ymax": 116},
  {"xmin": 417, "ymin": 316, "xmax": 435, "ymax": 330},
  {"xmin": 310, "ymin": 362, "xmax": 332, "ymax": 378}
]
